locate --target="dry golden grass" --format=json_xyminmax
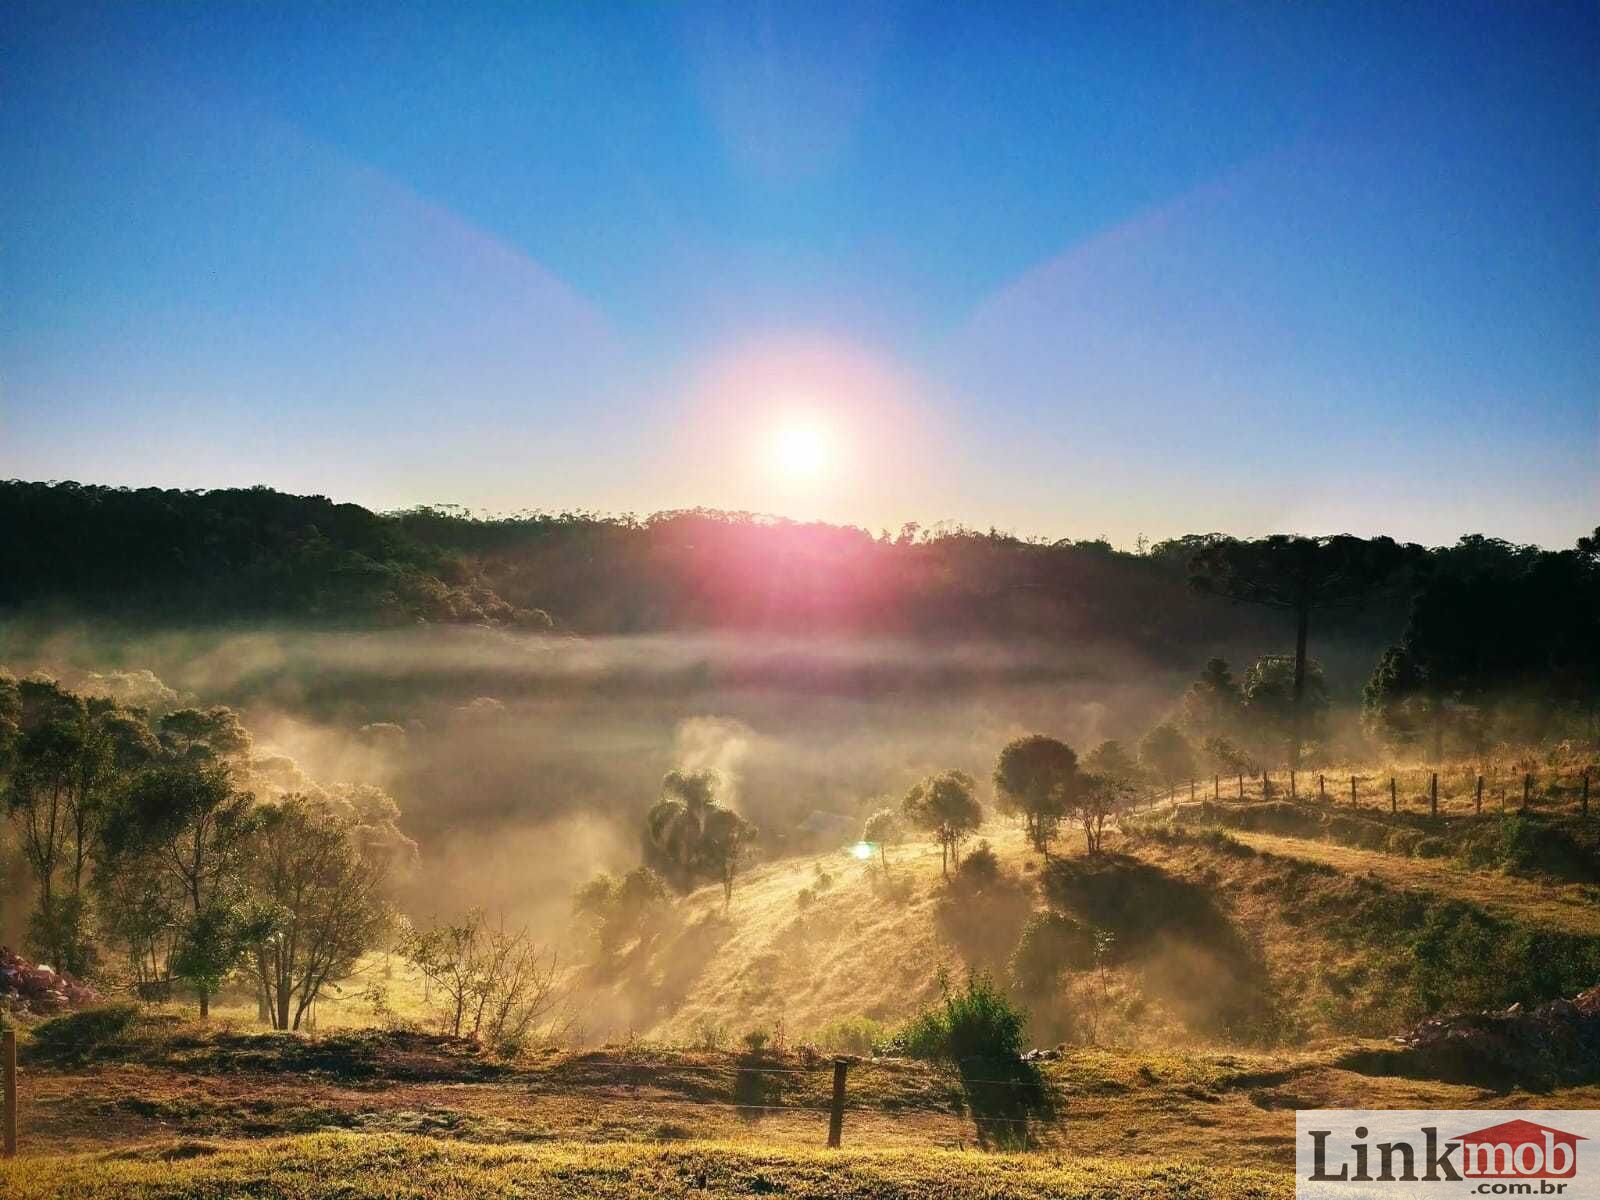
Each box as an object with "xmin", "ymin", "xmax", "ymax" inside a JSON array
[{"xmin": 1, "ymin": 1132, "xmax": 1293, "ymax": 1200}]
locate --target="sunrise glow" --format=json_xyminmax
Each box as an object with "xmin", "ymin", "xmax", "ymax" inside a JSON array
[{"xmin": 771, "ymin": 421, "xmax": 830, "ymax": 480}]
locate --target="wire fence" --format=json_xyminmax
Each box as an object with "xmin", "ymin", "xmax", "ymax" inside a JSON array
[
  {"xmin": 521, "ymin": 1053, "xmax": 1072, "ymax": 1148},
  {"xmin": 1129, "ymin": 761, "xmax": 1595, "ymax": 820}
]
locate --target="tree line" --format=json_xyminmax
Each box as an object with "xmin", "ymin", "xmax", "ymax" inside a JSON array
[{"xmin": 0, "ymin": 674, "xmax": 409, "ymax": 1026}]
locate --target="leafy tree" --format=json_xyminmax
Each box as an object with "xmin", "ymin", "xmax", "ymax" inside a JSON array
[
  {"xmin": 861, "ymin": 806, "xmax": 905, "ymax": 870},
  {"xmin": 158, "ymin": 707, "xmax": 252, "ymax": 762},
  {"xmin": 1190, "ymin": 535, "xmax": 1419, "ymax": 767},
  {"xmin": 249, "ymin": 795, "xmax": 392, "ymax": 1030},
  {"xmin": 643, "ymin": 769, "xmax": 757, "ymax": 905},
  {"xmin": 1200, "ymin": 734, "xmax": 1256, "ymax": 776},
  {"xmin": 1179, "ymin": 658, "xmax": 1243, "ymax": 742},
  {"xmin": 2, "ymin": 680, "xmax": 155, "ymax": 972},
  {"xmin": 170, "ymin": 899, "xmax": 271, "ymax": 1017},
  {"xmin": 644, "ymin": 768, "xmax": 720, "ymax": 889},
  {"xmin": 109, "ymin": 761, "xmax": 258, "ymax": 1016},
  {"xmin": 1242, "ymin": 655, "xmax": 1329, "ymax": 761},
  {"xmin": 1010, "ymin": 911, "xmax": 1092, "ymax": 997},
  {"xmin": 1071, "ymin": 773, "xmax": 1127, "ymax": 854},
  {"xmin": 903, "ymin": 769, "xmax": 983, "ymax": 877},
  {"xmin": 1083, "ymin": 740, "xmax": 1139, "ymax": 785},
  {"xmin": 993, "ymin": 735, "xmax": 1080, "ymax": 857},
  {"xmin": 572, "ymin": 866, "xmax": 669, "ymax": 956},
  {"xmin": 701, "ymin": 804, "xmax": 757, "ymax": 910},
  {"xmin": 1138, "ymin": 723, "xmax": 1194, "ymax": 796}
]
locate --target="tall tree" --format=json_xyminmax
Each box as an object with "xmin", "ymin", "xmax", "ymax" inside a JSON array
[
  {"xmin": 993, "ymin": 735, "xmax": 1080, "ymax": 857},
  {"xmin": 1190, "ymin": 535, "xmax": 1418, "ymax": 767},
  {"xmin": 250, "ymin": 795, "xmax": 392, "ymax": 1030},
  {"xmin": 1138, "ymin": 723, "xmax": 1195, "ymax": 797},
  {"xmin": 112, "ymin": 761, "xmax": 258, "ymax": 1016},
  {"xmin": 902, "ymin": 769, "xmax": 983, "ymax": 877}
]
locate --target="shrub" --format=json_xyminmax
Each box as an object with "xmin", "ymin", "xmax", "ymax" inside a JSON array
[
  {"xmin": 810, "ymin": 1015, "xmax": 890, "ymax": 1056},
  {"xmin": 741, "ymin": 1028, "xmax": 770, "ymax": 1054},
  {"xmin": 1009, "ymin": 911, "xmax": 1094, "ymax": 996},
  {"xmin": 28, "ymin": 1002, "xmax": 139, "ymax": 1064},
  {"xmin": 886, "ymin": 970, "xmax": 1029, "ymax": 1064},
  {"xmin": 951, "ymin": 841, "xmax": 1002, "ymax": 892}
]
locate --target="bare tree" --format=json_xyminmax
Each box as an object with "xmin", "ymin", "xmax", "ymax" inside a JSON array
[{"xmin": 400, "ymin": 911, "xmax": 567, "ymax": 1052}]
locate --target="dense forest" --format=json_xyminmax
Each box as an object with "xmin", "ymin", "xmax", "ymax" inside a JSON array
[{"xmin": 4, "ymin": 483, "xmax": 1597, "ymax": 730}]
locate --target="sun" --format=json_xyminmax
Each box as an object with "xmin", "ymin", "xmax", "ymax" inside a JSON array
[{"xmin": 771, "ymin": 422, "xmax": 829, "ymax": 479}]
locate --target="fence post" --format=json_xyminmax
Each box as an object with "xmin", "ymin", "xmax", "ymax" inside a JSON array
[
  {"xmin": 1189, "ymin": 778, "xmax": 1195, "ymax": 802},
  {"xmin": 1523, "ymin": 773, "xmax": 1531, "ymax": 812},
  {"xmin": 1584, "ymin": 771, "xmax": 1591, "ymax": 819},
  {"xmin": 1290, "ymin": 770, "xmax": 1297, "ymax": 799},
  {"xmin": 3, "ymin": 1028, "xmax": 15, "ymax": 1159},
  {"xmin": 1390, "ymin": 776, "xmax": 1397, "ymax": 814},
  {"xmin": 1237, "ymin": 774, "xmax": 1243, "ymax": 800},
  {"xmin": 1319, "ymin": 774, "xmax": 1325, "ymax": 802},
  {"xmin": 1475, "ymin": 774, "xmax": 1483, "ymax": 815},
  {"xmin": 1262, "ymin": 771, "xmax": 1270, "ymax": 801},
  {"xmin": 1350, "ymin": 775, "xmax": 1356, "ymax": 809},
  {"xmin": 1430, "ymin": 772, "xmax": 1438, "ymax": 818},
  {"xmin": 827, "ymin": 1058, "xmax": 848, "ymax": 1148},
  {"xmin": 1213, "ymin": 774, "xmax": 1219, "ymax": 800}
]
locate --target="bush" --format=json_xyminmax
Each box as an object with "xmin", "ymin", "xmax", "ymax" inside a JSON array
[
  {"xmin": 810, "ymin": 1015, "xmax": 889, "ymax": 1056},
  {"xmin": 27, "ymin": 1002, "xmax": 139, "ymax": 1064},
  {"xmin": 885, "ymin": 970, "xmax": 1029, "ymax": 1064},
  {"xmin": 952, "ymin": 841, "xmax": 1002, "ymax": 891},
  {"xmin": 1009, "ymin": 911, "xmax": 1093, "ymax": 996}
]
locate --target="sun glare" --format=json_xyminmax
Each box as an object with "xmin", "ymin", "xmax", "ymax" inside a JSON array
[{"xmin": 772, "ymin": 422, "xmax": 829, "ymax": 479}]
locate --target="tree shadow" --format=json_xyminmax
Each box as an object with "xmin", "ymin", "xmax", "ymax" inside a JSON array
[
  {"xmin": 1041, "ymin": 853, "xmax": 1281, "ymax": 1040},
  {"xmin": 731, "ymin": 1050, "xmax": 789, "ymax": 1124},
  {"xmin": 952, "ymin": 1056, "xmax": 1057, "ymax": 1150},
  {"xmin": 934, "ymin": 865, "xmax": 1035, "ymax": 972}
]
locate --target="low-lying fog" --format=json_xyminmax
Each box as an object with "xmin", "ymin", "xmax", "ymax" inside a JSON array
[{"xmin": 0, "ymin": 622, "xmax": 1187, "ymax": 938}]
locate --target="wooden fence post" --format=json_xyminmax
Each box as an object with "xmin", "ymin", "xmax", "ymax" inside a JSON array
[
  {"xmin": 1430, "ymin": 772, "xmax": 1438, "ymax": 818},
  {"xmin": 1350, "ymin": 775, "xmax": 1356, "ymax": 809},
  {"xmin": 1262, "ymin": 771, "xmax": 1270, "ymax": 801},
  {"xmin": 3, "ymin": 1028, "xmax": 15, "ymax": 1159},
  {"xmin": 1523, "ymin": 773, "xmax": 1531, "ymax": 812},
  {"xmin": 1475, "ymin": 775, "xmax": 1483, "ymax": 815},
  {"xmin": 1290, "ymin": 770, "xmax": 1297, "ymax": 799},
  {"xmin": 1213, "ymin": 774, "xmax": 1219, "ymax": 801},
  {"xmin": 1189, "ymin": 779, "xmax": 1195, "ymax": 802},
  {"xmin": 1318, "ymin": 774, "xmax": 1325, "ymax": 802},
  {"xmin": 827, "ymin": 1058, "xmax": 848, "ymax": 1148},
  {"xmin": 1237, "ymin": 774, "xmax": 1243, "ymax": 800},
  {"xmin": 1584, "ymin": 771, "xmax": 1591, "ymax": 819},
  {"xmin": 1390, "ymin": 777, "xmax": 1397, "ymax": 814}
]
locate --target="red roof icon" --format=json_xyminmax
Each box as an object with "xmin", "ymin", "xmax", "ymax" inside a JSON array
[
  {"xmin": 1451, "ymin": 1119, "xmax": 1585, "ymax": 1179},
  {"xmin": 1453, "ymin": 1119, "xmax": 1586, "ymax": 1145}
]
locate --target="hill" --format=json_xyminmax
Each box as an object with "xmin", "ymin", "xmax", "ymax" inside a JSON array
[{"xmin": 0, "ymin": 480, "xmax": 1422, "ymax": 684}]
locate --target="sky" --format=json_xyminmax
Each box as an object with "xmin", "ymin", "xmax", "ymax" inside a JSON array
[{"xmin": 2, "ymin": 1, "xmax": 1596, "ymax": 548}]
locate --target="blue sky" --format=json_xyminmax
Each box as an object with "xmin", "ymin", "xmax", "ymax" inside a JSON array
[{"xmin": 3, "ymin": 1, "xmax": 1595, "ymax": 546}]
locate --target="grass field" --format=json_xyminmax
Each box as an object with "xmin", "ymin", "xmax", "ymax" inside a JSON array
[
  {"xmin": 1, "ymin": 1133, "xmax": 1293, "ymax": 1199},
  {"xmin": 10, "ymin": 758, "xmax": 1600, "ymax": 1197}
]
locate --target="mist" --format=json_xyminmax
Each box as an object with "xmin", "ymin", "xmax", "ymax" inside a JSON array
[{"xmin": 0, "ymin": 621, "xmax": 1195, "ymax": 942}]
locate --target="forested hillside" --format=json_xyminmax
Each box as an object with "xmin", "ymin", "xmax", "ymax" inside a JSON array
[{"xmin": 3, "ymin": 482, "xmax": 1595, "ymax": 710}]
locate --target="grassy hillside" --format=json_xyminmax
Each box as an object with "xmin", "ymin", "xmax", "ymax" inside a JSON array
[
  {"xmin": 576, "ymin": 773, "xmax": 1600, "ymax": 1052},
  {"xmin": 12, "ymin": 779, "xmax": 1600, "ymax": 1198}
]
